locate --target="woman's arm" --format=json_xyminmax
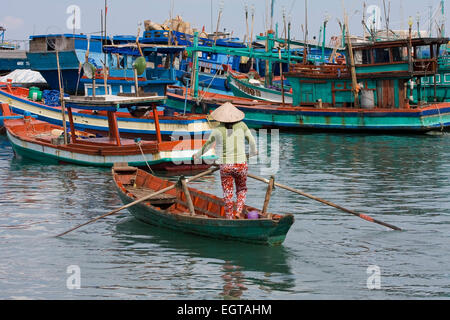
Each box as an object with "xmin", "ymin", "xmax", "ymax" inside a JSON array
[
  {"xmin": 194, "ymin": 130, "xmax": 217, "ymax": 159},
  {"xmin": 245, "ymin": 125, "xmax": 258, "ymax": 157}
]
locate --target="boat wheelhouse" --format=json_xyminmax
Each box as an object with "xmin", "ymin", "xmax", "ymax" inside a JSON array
[
  {"xmin": 27, "ymin": 34, "xmax": 108, "ymax": 94},
  {"xmin": 286, "ymin": 37, "xmax": 449, "ymax": 109},
  {"xmin": 80, "ymin": 42, "xmax": 185, "ymax": 97}
]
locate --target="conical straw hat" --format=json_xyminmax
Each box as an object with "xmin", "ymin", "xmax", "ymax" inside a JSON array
[{"xmin": 210, "ymin": 102, "xmax": 245, "ymax": 123}]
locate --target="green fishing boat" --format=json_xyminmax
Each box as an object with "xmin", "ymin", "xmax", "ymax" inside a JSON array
[
  {"xmin": 167, "ymin": 32, "xmax": 450, "ymax": 133},
  {"xmin": 112, "ymin": 166, "xmax": 294, "ymax": 246}
]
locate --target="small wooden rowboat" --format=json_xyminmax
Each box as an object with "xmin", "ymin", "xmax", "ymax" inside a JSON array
[{"xmin": 112, "ymin": 165, "xmax": 295, "ymax": 245}]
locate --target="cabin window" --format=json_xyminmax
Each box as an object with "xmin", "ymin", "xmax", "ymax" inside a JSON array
[
  {"xmin": 434, "ymin": 75, "xmax": 441, "ymax": 84},
  {"xmin": 47, "ymin": 38, "xmax": 56, "ymax": 51},
  {"xmin": 373, "ymin": 48, "xmax": 390, "ymax": 63},
  {"xmin": 362, "ymin": 49, "xmax": 371, "ymax": 64},
  {"xmin": 118, "ymin": 56, "xmax": 126, "ymax": 69},
  {"xmin": 392, "ymin": 47, "xmax": 408, "ymax": 62},
  {"xmin": 354, "ymin": 51, "xmax": 362, "ymax": 64},
  {"xmin": 444, "ymin": 74, "xmax": 450, "ymax": 83},
  {"xmin": 415, "ymin": 45, "xmax": 431, "ymax": 59}
]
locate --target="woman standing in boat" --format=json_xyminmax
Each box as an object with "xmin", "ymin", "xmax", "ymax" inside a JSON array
[{"xmin": 193, "ymin": 102, "xmax": 258, "ymax": 220}]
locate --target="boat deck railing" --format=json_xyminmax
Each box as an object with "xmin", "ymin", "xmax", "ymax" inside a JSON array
[
  {"xmin": 438, "ymin": 55, "xmax": 450, "ymax": 70},
  {"xmin": 288, "ymin": 63, "xmax": 350, "ymax": 78}
]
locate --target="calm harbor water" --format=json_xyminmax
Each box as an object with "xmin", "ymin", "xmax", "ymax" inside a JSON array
[{"xmin": 1, "ymin": 132, "xmax": 450, "ymax": 300}]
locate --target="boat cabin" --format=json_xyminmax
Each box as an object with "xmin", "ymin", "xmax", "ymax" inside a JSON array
[
  {"xmin": 82, "ymin": 44, "xmax": 186, "ymax": 96},
  {"xmin": 286, "ymin": 37, "xmax": 449, "ymax": 108},
  {"xmin": 27, "ymin": 34, "xmax": 109, "ymax": 94}
]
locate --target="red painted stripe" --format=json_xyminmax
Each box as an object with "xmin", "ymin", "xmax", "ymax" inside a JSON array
[{"xmin": 360, "ymin": 214, "xmax": 374, "ymax": 223}]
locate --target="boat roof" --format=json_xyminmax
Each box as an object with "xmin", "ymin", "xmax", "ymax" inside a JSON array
[
  {"xmin": 103, "ymin": 44, "xmax": 186, "ymax": 56},
  {"xmin": 29, "ymin": 34, "xmax": 110, "ymax": 41},
  {"xmin": 352, "ymin": 37, "xmax": 450, "ymax": 50},
  {"xmin": 64, "ymin": 94, "xmax": 166, "ymax": 111}
]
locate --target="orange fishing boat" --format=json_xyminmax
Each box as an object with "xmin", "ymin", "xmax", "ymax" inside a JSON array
[{"xmin": 0, "ymin": 94, "xmax": 215, "ymax": 171}]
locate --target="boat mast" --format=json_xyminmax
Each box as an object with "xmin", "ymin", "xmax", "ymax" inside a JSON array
[
  {"xmin": 344, "ymin": 13, "xmax": 360, "ymax": 108},
  {"xmin": 322, "ymin": 14, "xmax": 329, "ymax": 63},
  {"xmin": 213, "ymin": 1, "xmax": 224, "ymax": 46},
  {"xmin": 270, "ymin": 0, "xmax": 276, "ymax": 31},
  {"xmin": 382, "ymin": 0, "xmax": 391, "ymax": 40},
  {"xmin": 56, "ymin": 50, "xmax": 69, "ymax": 145},
  {"xmin": 192, "ymin": 32, "xmax": 200, "ymax": 98},
  {"xmin": 245, "ymin": 4, "xmax": 249, "ymax": 45},
  {"xmin": 441, "ymin": 0, "xmax": 445, "ymax": 37},
  {"xmin": 303, "ymin": 0, "xmax": 308, "ymax": 64}
]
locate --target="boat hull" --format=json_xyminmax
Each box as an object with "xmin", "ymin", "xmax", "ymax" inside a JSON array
[
  {"xmin": 115, "ymin": 184, "xmax": 294, "ymax": 246},
  {"xmin": 228, "ymin": 74, "xmax": 293, "ymax": 104},
  {"xmin": 7, "ymin": 129, "xmax": 214, "ymax": 169}
]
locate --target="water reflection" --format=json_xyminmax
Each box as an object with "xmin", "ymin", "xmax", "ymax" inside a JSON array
[
  {"xmin": 221, "ymin": 262, "xmax": 247, "ymax": 300},
  {"xmin": 115, "ymin": 217, "xmax": 295, "ymax": 297}
]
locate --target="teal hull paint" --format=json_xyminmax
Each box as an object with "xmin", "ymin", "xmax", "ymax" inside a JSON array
[
  {"xmin": 117, "ymin": 190, "xmax": 294, "ymax": 246},
  {"xmin": 230, "ymin": 84, "xmax": 259, "ymax": 100},
  {"xmin": 228, "ymin": 75, "xmax": 293, "ymax": 103},
  {"xmin": 10, "ymin": 141, "xmax": 146, "ymax": 167},
  {"xmin": 166, "ymin": 94, "xmax": 450, "ymax": 132}
]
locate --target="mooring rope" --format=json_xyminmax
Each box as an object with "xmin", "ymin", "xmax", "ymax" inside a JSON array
[{"xmin": 136, "ymin": 139, "xmax": 155, "ymax": 175}]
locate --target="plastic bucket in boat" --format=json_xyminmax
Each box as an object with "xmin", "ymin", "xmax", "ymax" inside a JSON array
[
  {"xmin": 361, "ymin": 89, "xmax": 375, "ymax": 109},
  {"xmin": 28, "ymin": 87, "xmax": 42, "ymax": 102}
]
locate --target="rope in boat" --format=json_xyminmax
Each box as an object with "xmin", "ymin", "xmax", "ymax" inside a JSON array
[
  {"xmin": 436, "ymin": 104, "xmax": 444, "ymax": 132},
  {"xmin": 135, "ymin": 139, "xmax": 155, "ymax": 175}
]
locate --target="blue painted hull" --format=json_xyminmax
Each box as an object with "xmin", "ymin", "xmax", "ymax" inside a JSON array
[
  {"xmin": 0, "ymin": 58, "xmax": 30, "ymax": 74},
  {"xmin": 27, "ymin": 51, "xmax": 82, "ymax": 94}
]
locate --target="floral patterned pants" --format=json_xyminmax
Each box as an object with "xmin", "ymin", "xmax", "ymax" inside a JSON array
[{"xmin": 220, "ymin": 163, "xmax": 249, "ymax": 219}]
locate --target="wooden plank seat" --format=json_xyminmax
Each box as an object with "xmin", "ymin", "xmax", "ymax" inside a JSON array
[{"xmin": 130, "ymin": 187, "xmax": 177, "ymax": 206}]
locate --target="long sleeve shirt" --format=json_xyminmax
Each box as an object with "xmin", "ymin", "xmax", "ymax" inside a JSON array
[{"xmin": 195, "ymin": 121, "xmax": 257, "ymax": 164}]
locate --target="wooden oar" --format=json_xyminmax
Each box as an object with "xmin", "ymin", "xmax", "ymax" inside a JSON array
[
  {"xmin": 55, "ymin": 166, "xmax": 220, "ymax": 238},
  {"xmin": 247, "ymin": 173, "xmax": 402, "ymax": 231}
]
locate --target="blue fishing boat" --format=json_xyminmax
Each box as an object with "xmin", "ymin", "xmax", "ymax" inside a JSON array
[
  {"xmin": 166, "ymin": 33, "xmax": 450, "ymax": 133},
  {"xmin": 143, "ymin": 29, "xmax": 247, "ymax": 92},
  {"xmin": 26, "ymin": 34, "xmax": 107, "ymax": 94},
  {"xmin": 79, "ymin": 41, "xmax": 184, "ymax": 97},
  {"xmin": 0, "ymin": 27, "xmax": 30, "ymax": 75}
]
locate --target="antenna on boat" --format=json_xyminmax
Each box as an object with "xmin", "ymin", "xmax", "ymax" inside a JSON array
[
  {"xmin": 214, "ymin": 1, "xmax": 224, "ymax": 45},
  {"xmin": 382, "ymin": 0, "xmax": 391, "ymax": 40},
  {"xmin": 416, "ymin": 12, "xmax": 422, "ymax": 38},
  {"xmin": 100, "ymin": 8, "xmax": 109, "ymax": 96},
  {"xmin": 270, "ymin": 0, "xmax": 275, "ymax": 31},
  {"xmin": 245, "ymin": 3, "xmax": 249, "ymax": 46},
  {"xmin": 250, "ymin": 4, "xmax": 255, "ymax": 69}
]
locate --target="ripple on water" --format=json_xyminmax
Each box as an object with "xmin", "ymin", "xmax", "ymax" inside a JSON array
[{"xmin": 1, "ymin": 134, "xmax": 450, "ymax": 299}]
